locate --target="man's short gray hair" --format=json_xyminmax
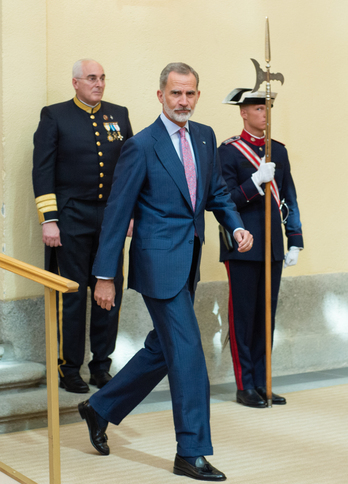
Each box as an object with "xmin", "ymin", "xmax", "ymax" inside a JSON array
[
  {"xmin": 159, "ymin": 62, "xmax": 199, "ymax": 91},
  {"xmin": 72, "ymin": 59, "xmax": 97, "ymax": 78}
]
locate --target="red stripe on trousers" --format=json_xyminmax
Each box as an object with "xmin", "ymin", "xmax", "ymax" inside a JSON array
[{"xmin": 225, "ymin": 261, "xmax": 244, "ymax": 390}]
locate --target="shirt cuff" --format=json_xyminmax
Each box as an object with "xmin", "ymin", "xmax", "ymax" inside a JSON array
[{"xmin": 232, "ymin": 227, "xmax": 244, "ymax": 235}]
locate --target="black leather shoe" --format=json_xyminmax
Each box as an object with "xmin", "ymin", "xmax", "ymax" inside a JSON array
[
  {"xmin": 60, "ymin": 373, "xmax": 89, "ymax": 393},
  {"xmin": 236, "ymin": 389, "xmax": 267, "ymax": 408},
  {"xmin": 173, "ymin": 454, "xmax": 226, "ymax": 481},
  {"xmin": 89, "ymin": 371, "xmax": 112, "ymax": 388},
  {"xmin": 256, "ymin": 387, "xmax": 287, "ymax": 405},
  {"xmin": 78, "ymin": 400, "xmax": 110, "ymax": 455}
]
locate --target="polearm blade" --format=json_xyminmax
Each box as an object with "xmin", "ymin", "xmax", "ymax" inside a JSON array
[
  {"xmin": 264, "ymin": 16, "xmax": 273, "ymax": 409},
  {"xmin": 250, "ymin": 18, "xmax": 285, "ymax": 408}
]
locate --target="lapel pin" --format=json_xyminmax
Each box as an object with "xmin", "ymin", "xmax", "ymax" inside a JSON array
[{"xmin": 203, "ymin": 141, "xmax": 206, "ymax": 144}]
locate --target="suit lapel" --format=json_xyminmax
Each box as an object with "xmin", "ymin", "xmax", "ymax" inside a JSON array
[{"xmin": 152, "ymin": 117, "xmax": 193, "ymax": 210}]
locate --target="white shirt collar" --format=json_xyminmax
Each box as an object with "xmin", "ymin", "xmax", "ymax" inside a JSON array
[
  {"xmin": 244, "ymin": 128, "xmax": 264, "ymax": 140},
  {"xmin": 160, "ymin": 112, "xmax": 189, "ymax": 136}
]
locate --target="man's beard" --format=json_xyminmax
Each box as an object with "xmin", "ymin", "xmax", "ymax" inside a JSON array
[{"xmin": 163, "ymin": 97, "xmax": 195, "ymax": 123}]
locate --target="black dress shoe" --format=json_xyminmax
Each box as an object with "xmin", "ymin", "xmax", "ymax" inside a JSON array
[
  {"xmin": 60, "ymin": 373, "xmax": 89, "ymax": 393},
  {"xmin": 236, "ymin": 389, "xmax": 267, "ymax": 408},
  {"xmin": 256, "ymin": 387, "xmax": 287, "ymax": 405},
  {"xmin": 78, "ymin": 400, "xmax": 110, "ymax": 455},
  {"xmin": 173, "ymin": 454, "xmax": 226, "ymax": 481},
  {"xmin": 89, "ymin": 371, "xmax": 112, "ymax": 388}
]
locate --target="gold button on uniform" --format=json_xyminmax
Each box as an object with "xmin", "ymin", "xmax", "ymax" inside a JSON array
[
  {"xmin": 99, "ymin": 183, "xmax": 103, "ymax": 188},
  {"xmin": 95, "ymin": 132, "xmax": 100, "ymax": 136},
  {"xmin": 96, "ymin": 141, "xmax": 101, "ymax": 146},
  {"xmin": 99, "ymin": 194, "xmax": 103, "ymax": 199},
  {"xmin": 99, "ymin": 162, "xmax": 104, "ymax": 167},
  {"xmin": 98, "ymin": 152, "xmax": 103, "ymax": 157},
  {"xmin": 90, "ymin": 115, "xmax": 95, "ymax": 119},
  {"xmin": 93, "ymin": 122, "xmax": 97, "ymax": 127},
  {"xmin": 100, "ymin": 173, "xmax": 104, "ymax": 178}
]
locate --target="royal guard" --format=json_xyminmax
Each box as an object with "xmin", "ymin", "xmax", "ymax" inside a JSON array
[{"xmin": 219, "ymin": 87, "xmax": 303, "ymax": 408}]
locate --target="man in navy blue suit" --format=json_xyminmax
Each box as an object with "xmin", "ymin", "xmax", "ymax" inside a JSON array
[
  {"xmin": 78, "ymin": 63, "xmax": 253, "ymax": 481},
  {"xmin": 218, "ymin": 88, "xmax": 303, "ymax": 408}
]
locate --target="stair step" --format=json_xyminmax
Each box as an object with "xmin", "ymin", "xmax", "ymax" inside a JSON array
[
  {"xmin": 0, "ymin": 384, "xmax": 99, "ymax": 434},
  {"xmin": 0, "ymin": 361, "xmax": 45, "ymax": 391}
]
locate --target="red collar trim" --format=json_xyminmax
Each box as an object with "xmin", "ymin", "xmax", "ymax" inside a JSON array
[{"xmin": 240, "ymin": 129, "xmax": 265, "ymax": 147}]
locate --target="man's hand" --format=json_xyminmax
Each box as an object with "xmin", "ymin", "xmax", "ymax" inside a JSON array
[
  {"xmin": 42, "ymin": 221, "xmax": 62, "ymax": 247},
  {"xmin": 233, "ymin": 229, "xmax": 254, "ymax": 253},
  {"xmin": 284, "ymin": 246, "xmax": 300, "ymax": 268},
  {"xmin": 251, "ymin": 162, "xmax": 275, "ymax": 187},
  {"xmin": 126, "ymin": 219, "xmax": 134, "ymax": 237},
  {"xmin": 94, "ymin": 279, "xmax": 116, "ymax": 311}
]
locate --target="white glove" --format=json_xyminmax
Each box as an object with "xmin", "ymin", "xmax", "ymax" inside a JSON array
[
  {"xmin": 251, "ymin": 162, "xmax": 276, "ymax": 187},
  {"xmin": 284, "ymin": 246, "xmax": 300, "ymax": 268}
]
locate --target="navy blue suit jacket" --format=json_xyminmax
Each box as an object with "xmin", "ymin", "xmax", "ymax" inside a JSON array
[
  {"xmin": 93, "ymin": 116, "xmax": 244, "ymax": 299},
  {"xmin": 219, "ymin": 136, "xmax": 303, "ymax": 262}
]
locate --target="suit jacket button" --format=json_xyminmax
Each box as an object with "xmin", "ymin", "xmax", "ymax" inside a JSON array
[{"xmin": 189, "ymin": 239, "xmax": 194, "ymax": 244}]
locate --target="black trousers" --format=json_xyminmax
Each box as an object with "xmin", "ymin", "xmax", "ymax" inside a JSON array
[
  {"xmin": 46, "ymin": 199, "xmax": 124, "ymax": 377},
  {"xmin": 225, "ymin": 259, "xmax": 283, "ymax": 390}
]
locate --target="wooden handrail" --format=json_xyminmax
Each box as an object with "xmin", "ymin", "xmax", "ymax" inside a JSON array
[
  {"xmin": 0, "ymin": 253, "xmax": 79, "ymax": 484},
  {"xmin": 0, "ymin": 461, "xmax": 37, "ymax": 484},
  {"xmin": 0, "ymin": 253, "xmax": 78, "ymax": 293}
]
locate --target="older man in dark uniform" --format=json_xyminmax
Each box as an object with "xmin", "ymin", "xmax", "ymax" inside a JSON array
[
  {"xmin": 32, "ymin": 59, "xmax": 133, "ymax": 393},
  {"xmin": 219, "ymin": 88, "xmax": 303, "ymax": 408}
]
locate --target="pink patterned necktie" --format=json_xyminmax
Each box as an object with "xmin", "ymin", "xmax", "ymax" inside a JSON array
[{"xmin": 179, "ymin": 127, "xmax": 196, "ymax": 211}]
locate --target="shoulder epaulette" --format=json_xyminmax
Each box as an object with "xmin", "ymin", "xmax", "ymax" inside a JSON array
[
  {"xmin": 272, "ymin": 138, "xmax": 285, "ymax": 146},
  {"xmin": 222, "ymin": 135, "xmax": 240, "ymax": 145}
]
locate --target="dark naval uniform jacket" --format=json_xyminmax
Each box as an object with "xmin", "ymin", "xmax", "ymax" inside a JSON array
[
  {"xmin": 219, "ymin": 130, "xmax": 303, "ymax": 261},
  {"xmin": 33, "ymin": 96, "xmax": 133, "ymax": 224}
]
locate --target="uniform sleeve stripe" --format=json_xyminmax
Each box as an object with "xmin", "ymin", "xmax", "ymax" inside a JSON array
[
  {"xmin": 37, "ymin": 204, "xmax": 58, "ymax": 213},
  {"xmin": 35, "ymin": 194, "xmax": 58, "ymax": 213}
]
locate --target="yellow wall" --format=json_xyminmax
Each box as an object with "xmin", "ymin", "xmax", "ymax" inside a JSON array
[{"xmin": 0, "ymin": 0, "xmax": 347, "ymax": 299}]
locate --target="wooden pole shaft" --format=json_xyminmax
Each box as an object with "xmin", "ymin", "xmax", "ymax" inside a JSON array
[
  {"xmin": 265, "ymin": 64, "xmax": 273, "ymax": 407},
  {"xmin": 265, "ymin": 182, "xmax": 272, "ymax": 406}
]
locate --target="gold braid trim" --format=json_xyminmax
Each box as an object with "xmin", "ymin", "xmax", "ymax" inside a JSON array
[
  {"xmin": 73, "ymin": 96, "xmax": 101, "ymax": 114},
  {"xmin": 35, "ymin": 193, "xmax": 58, "ymax": 224}
]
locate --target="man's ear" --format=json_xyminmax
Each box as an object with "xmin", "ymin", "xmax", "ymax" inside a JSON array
[
  {"xmin": 240, "ymin": 107, "xmax": 247, "ymax": 120},
  {"xmin": 157, "ymin": 89, "xmax": 164, "ymax": 105}
]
